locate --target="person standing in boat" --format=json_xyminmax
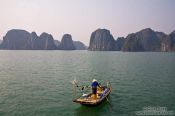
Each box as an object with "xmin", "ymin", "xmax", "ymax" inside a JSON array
[{"xmin": 91, "ymin": 79, "xmax": 100, "ymax": 99}]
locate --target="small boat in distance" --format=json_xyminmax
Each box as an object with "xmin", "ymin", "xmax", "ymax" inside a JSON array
[{"xmin": 73, "ymin": 82, "xmax": 112, "ymax": 106}]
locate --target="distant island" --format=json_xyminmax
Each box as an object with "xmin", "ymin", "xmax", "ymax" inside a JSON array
[
  {"xmin": 0, "ymin": 28, "xmax": 175, "ymax": 52},
  {"xmin": 0, "ymin": 29, "xmax": 87, "ymax": 50},
  {"xmin": 89, "ymin": 28, "xmax": 175, "ymax": 52}
]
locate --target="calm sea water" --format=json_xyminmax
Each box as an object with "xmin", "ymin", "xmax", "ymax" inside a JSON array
[{"xmin": 0, "ymin": 51, "xmax": 175, "ymax": 116}]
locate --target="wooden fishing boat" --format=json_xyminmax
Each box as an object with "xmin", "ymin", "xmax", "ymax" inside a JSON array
[{"xmin": 73, "ymin": 84, "xmax": 112, "ymax": 106}]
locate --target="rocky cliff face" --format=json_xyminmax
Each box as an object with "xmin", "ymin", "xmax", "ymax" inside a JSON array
[
  {"xmin": 0, "ymin": 29, "xmax": 57, "ymax": 50},
  {"xmin": 0, "ymin": 40, "xmax": 3, "ymax": 44},
  {"xmin": 58, "ymin": 34, "xmax": 76, "ymax": 50},
  {"xmin": 1, "ymin": 28, "xmax": 175, "ymax": 51},
  {"xmin": 115, "ymin": 37, "xmax": 125, "ymax": 51},
  {"xmin": 0, "ymin": 29, "xmax": 32, "ymax": 49},
  {"xmin": 122, "ymin": 33, "xmax": 144, "ymax": 51},
  {"xmin": 54, "ymin": 39, "xmax": 87, "ymax": 50},
  {"xmin": 73, "ymin": 41, "xmax": 87, "ymax": 50},
  {"xmin": 88, "ymin": 28, "xmax": 175, "ymax": 52},
  {"xmin": 39, "ymin": 32, "xmax": 56, "ymax": 50},
  {"xmin": 54, "ymin": 40, "xmax": 61, "ymax": 47},
  {"xmin": 161, "ymin": 30, "xmax": 175, "ymax": 51},
  {"xmin": 30, "ymin": 32, "xmax": 41, "ymax": 49},
  {"xmin": 122, "ymin": 28, "xmax": 163, "ymax": 51},
  {"xmin": 89, "ymin": 29, "xmax": 116, "ymax": 51},
  {"xmin": 0, "ymin": 29, "xmax": 87, "ymax": 50}
]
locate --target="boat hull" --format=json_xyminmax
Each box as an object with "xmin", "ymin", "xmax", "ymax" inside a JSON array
[{"xmin": 73, "ymin": 86, "xmax": 112, "ymax": 106}]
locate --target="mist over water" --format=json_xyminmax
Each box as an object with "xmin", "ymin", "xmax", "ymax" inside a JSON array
[{"xmin": 0, "ymin": 51, "xmax": 175, "ymax": 116}]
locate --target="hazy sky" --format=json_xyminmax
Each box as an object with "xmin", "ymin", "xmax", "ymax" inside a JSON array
[{"xmin": 0, "ymin": 0, "xmax": 175, "ymax": 45}]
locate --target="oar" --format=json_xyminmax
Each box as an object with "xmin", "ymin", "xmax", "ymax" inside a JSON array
[
  {"xmin": 71, "ymin": 80, "xmax": 84, "ymax": 94},
  {"xmin": 105, "ymin": 96, "xmax": 113, "ymax": 112},
  {"xmin": 106, "ymin": 96, "xmax": 111, "ymax": 105},
  {"xmin": 105, "ymin": 81, "xmax": 112, "ymax": 111}
]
